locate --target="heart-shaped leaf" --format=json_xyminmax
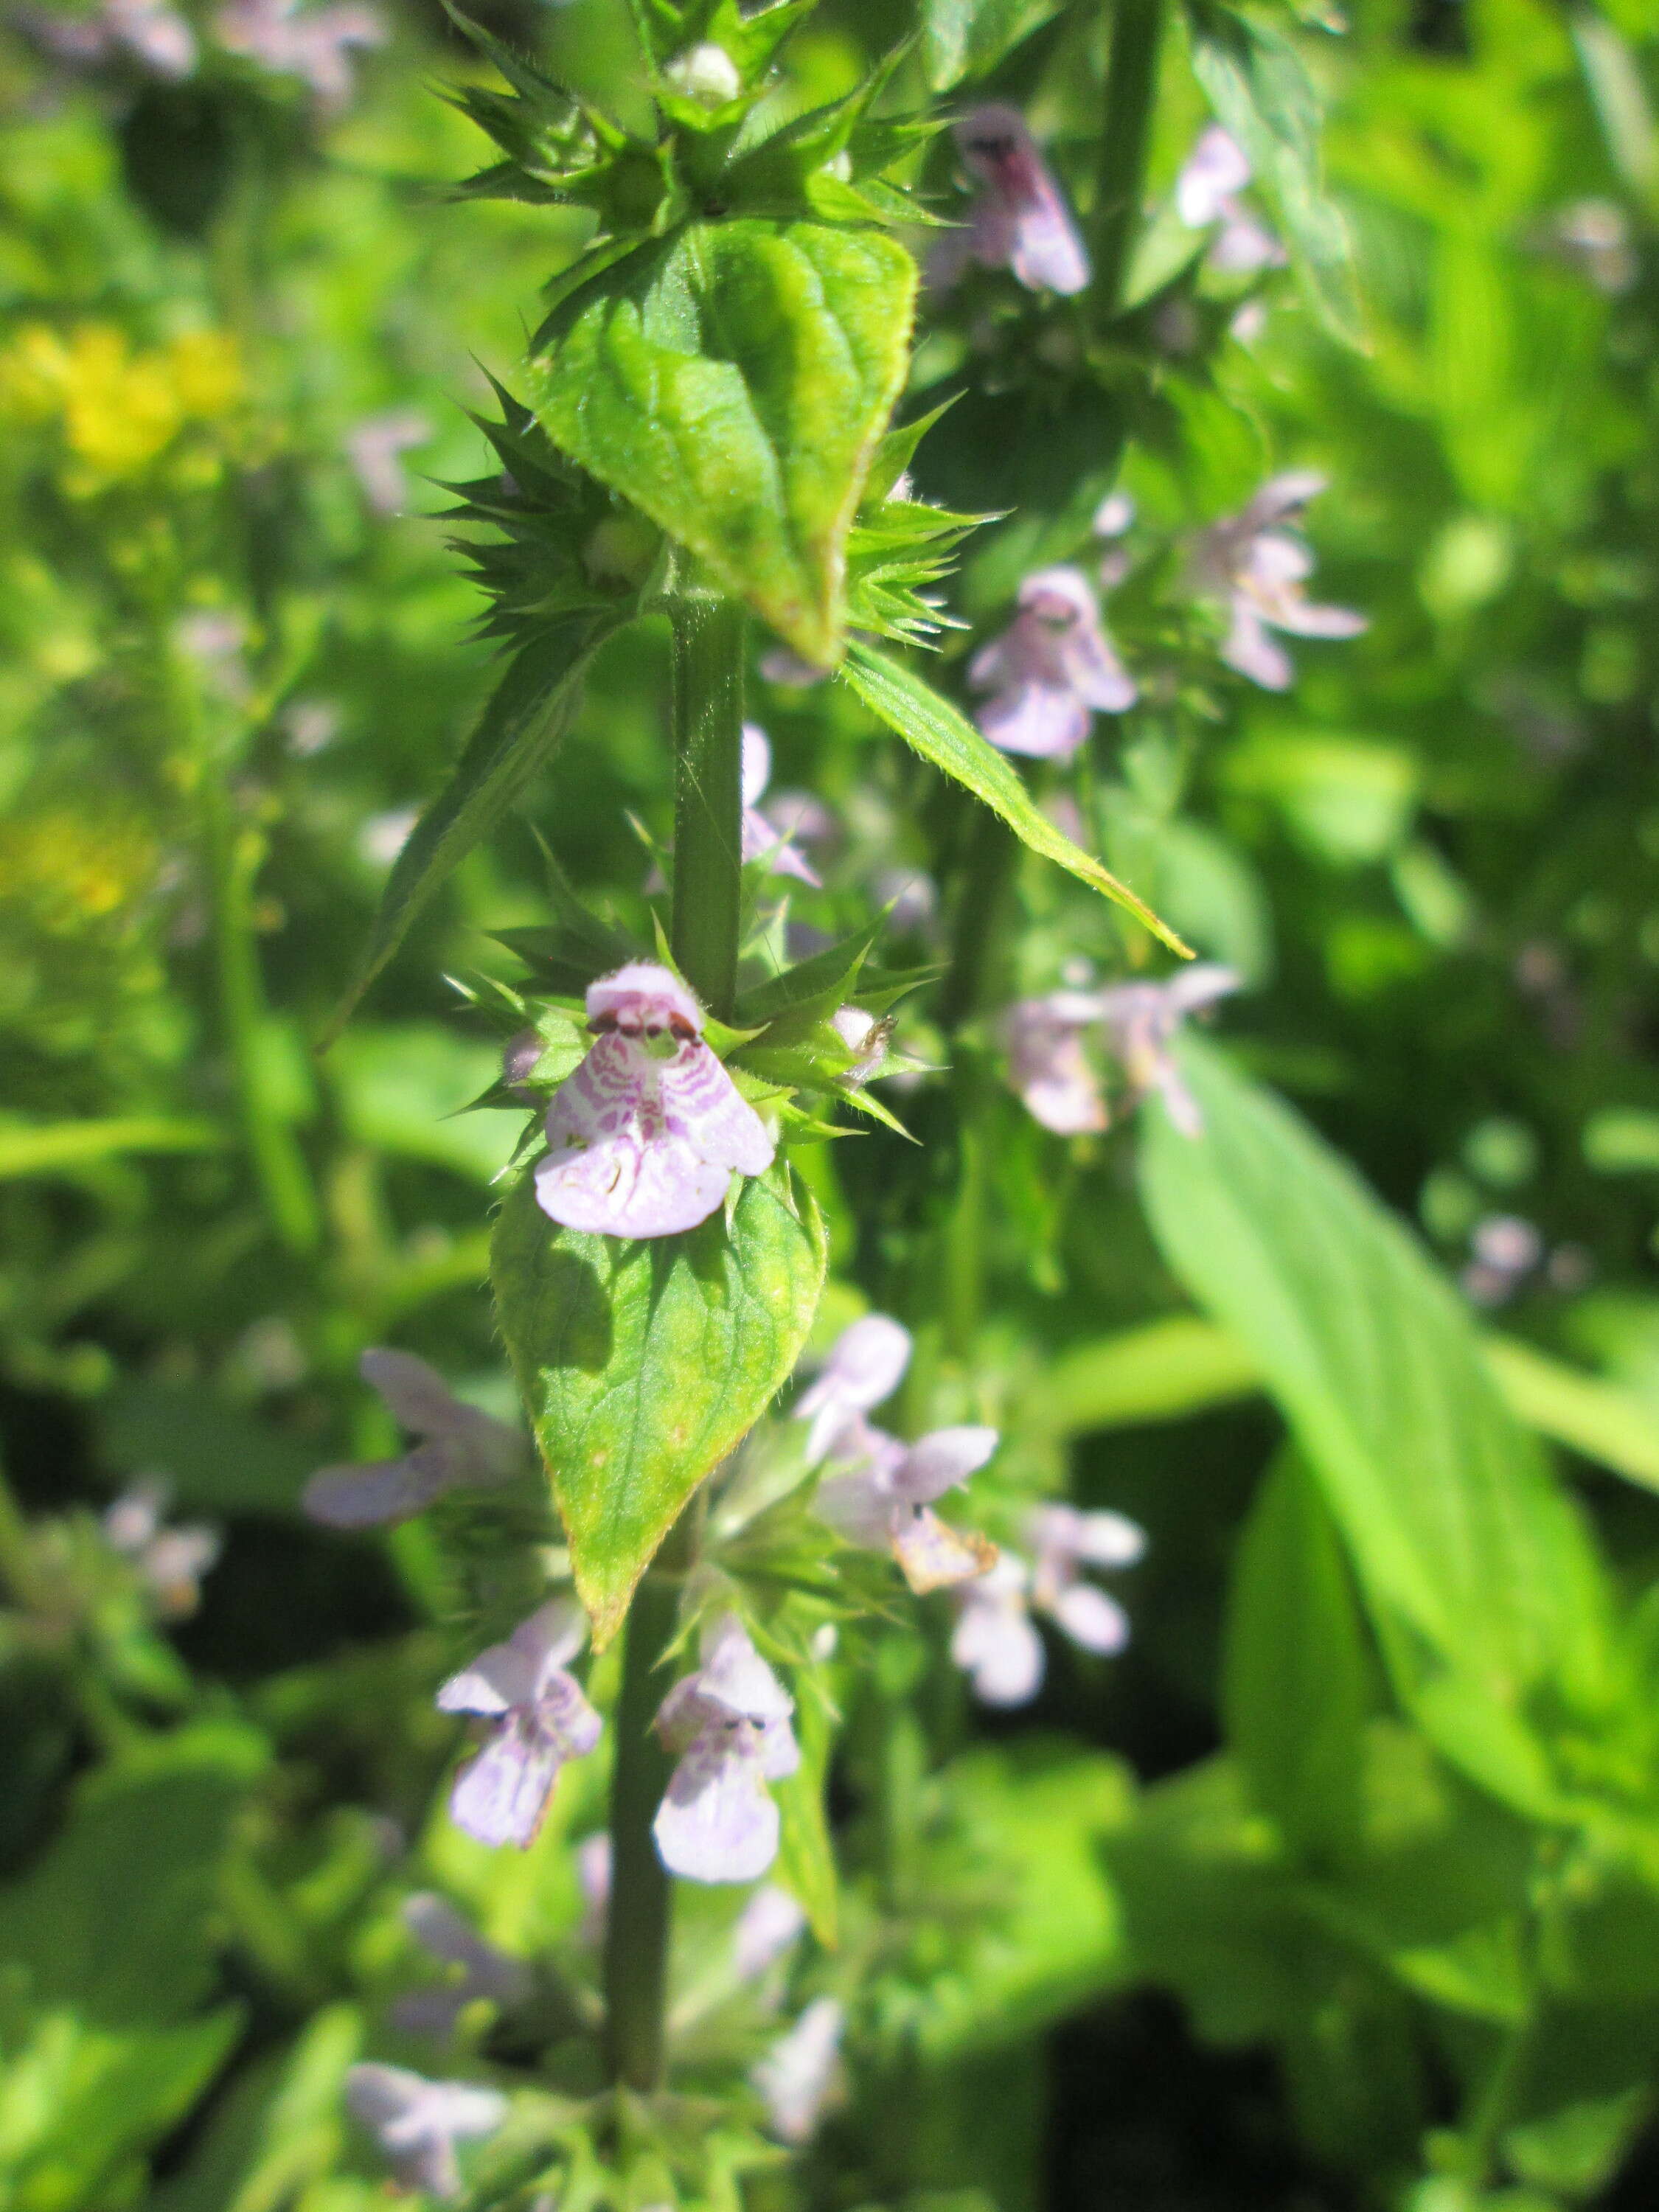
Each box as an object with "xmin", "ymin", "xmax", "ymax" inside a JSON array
[
  {"xmin": 491, "ymin": 1159, "xmax": 827, "ymax": 1644},
  {"xmin": 529, "ymin": 220, "xmax": 916, "ymax": 667}
]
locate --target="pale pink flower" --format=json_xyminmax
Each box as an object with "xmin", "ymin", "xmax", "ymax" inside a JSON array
[
  {"xmin": 742, "ymin": 725, "xmax": 822, "ymax": 886},
  {"xmin": 344, "ymin": 2065, "xmax": 506, "ymax": 2199},
  {"xmin": 1095, "ymin": 964, "xmax": 1240, "ymax": 1138},
  {"xmin": 535, "ymin": 962, "xmax": 774, "ymax": 1239},
  {"xmin": 24, "ymin": 0, "xmax": 197, "ymax": 76},
  {"xmin": 930, "ymin": 103, "xmax": 1090, "ymax": 296},
  {"xmin": 1028, "ymin": 1503, "xmax": 1144, "ymax": 1652},
  {"xmin": 1545, "ymin": 199, "xmax": 1636, "ymax": 295},
  {"xmin": 1001, "ymin": 991, "xmax": 1110, "ymax": 1135},
  {"xmin": 793, "ymin": 1312, "xmax": 912, "ymax": 1464},
  {"xmin": 1192, "ymin": 473, "xmax": 1366, "ymax": 692},
  {"xmin": 304, "ymin": 1349, "xmax": 524, "ymax": 1528},
  {"xmin": 345, "ymin": 408, "xmax": 430, "ymax": 515},
  {"xmin": 732, "ymin": 1883, "xmax": 807, "ymax": 1980},
  {"xmin": 437, "ymin": 1601, "xmax": 602, "ymax": 1849},
  {"xmin": 102, "ymin": 1479, "xmax": 220, "ymax": 1617},
  {"xmin": 1175, "ymin": 126, "xmax": 1285, "ymax": 275},
  {"xmin": 215, "ymin": 0, "xmax": 385, "ymax": 107},
  {"xmin": 652, "ymin": 1615, "xmax": 800, "ymax": 1883},
  {"xmin": 752, "ymin": 1997, "xmax": 845, "ymax": 2143},
  {"xmin": 1093, "ymin": 491, "xmax": 1135, "ymax": 538},
  {"xmin": 950, "ymin": 1506, "xmax": 1144, "ymax": 1708},
  {"xmin": 969, "ymin": 567, "xmax": 1135, "ymax": 759},
  {"xmin": 872, "ymin": 866, "xmax": 939, "ymax": 939},
  {"xmin": 1461, "ymin": 1213, "xmax": 1543, "ymax": 1307},
  {"xmin": 391, "ymin": 1893, "xmax": 532, "ymax": 2039},
  {"xmin": 949, "ymin": 1554, "xmax": 1046, "ymax": 1706},
  {"xmin": 814, "ymin": 1421, "xmax": 998, "ymax": 1593}
]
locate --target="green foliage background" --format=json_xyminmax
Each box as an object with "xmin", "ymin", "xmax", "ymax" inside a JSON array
[{"xmin": 4, "ymin": 0, "xmax": 1659, "ymax": 2206}]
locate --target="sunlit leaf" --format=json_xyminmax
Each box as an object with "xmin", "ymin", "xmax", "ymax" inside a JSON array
[
  {"xmin": 530, "ymin": 220, "xmax": 916, "ymax": 667},
  {"xmin": 491, "ymin": 1161, "xmax": 827, "ymax": 1644},
  {"xmin": 840, "ymin": 642, "xmax": 1192, "ymax": 954}
]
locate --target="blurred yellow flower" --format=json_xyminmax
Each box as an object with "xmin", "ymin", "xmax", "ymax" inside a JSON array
[{"xmin": 0, "ymin": 321, "xmax": 246, "ymax": 489}]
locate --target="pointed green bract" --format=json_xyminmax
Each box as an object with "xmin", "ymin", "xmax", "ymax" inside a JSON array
[
  {"xmin": 491, "ymin": 1160, "xmax": 827, "ymax": 1646},
  {"xmin": 841, "ymin": 641, "xmax": 1192, "ymax": 955},
  {"xmin": 529, "ymin": 220, "xmax": 916, "ymax": 668},
  {"xmin": 321, "ymin": 619, "xmax": 614, "ymax": 1045}
]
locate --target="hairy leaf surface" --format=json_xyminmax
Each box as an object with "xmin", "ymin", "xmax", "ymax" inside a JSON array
[
  {"xmin": 531, "ymin": 220, "xmax": 915, "ymax": 667},
  {"xmin": 492, "ymin": 1160, "xmax": 827, "ymax": 1644}
]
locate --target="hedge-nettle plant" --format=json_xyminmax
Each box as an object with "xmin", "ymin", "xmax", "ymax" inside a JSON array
[{"xmin": 302, "ymin": 0, "xmax": 1366, "ymax": 2196}]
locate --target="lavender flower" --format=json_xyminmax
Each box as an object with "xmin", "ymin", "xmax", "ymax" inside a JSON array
[
  {"xmin": 793, "ymin": 1312, "xmax": 914, "ymax": 1464},
  {"xmin": 215, "ymin": 0, "xmax": 385, "ymax": 108},
  {"xmin": 102, "ymin": 1479, "xmax": 220, "ymax": 1617},
  {"xmin": 1175, "ymin": 127, "xmax": 1286, "ymax": 275},
  {"xmin": 437, "ymin": 1601, "xmax": 602, "ymax": 1848},
  {"xmin": 1461, "ymin": 1213, "xmax": 1544, "ymax": 1307},
  {"xmin": 951, "ymin": 1506, "xmax": 1144, "ymax": 1707},
  {"xmin": 1001, "ymin": 991, "xmax": 1111, "ymax": 1135},
  {"xmin": 948, "ymin": 1554, "xmax": 1046, "ymax": 1705},
  {"xmin": 303, "ymin": 1349, "xmax": 524, "ymax": 1528},
  {"xmin": 752, "ymin": 1997, "xmax": 845, "ymax": 2143},
  {"xmin": 1095, "ymin": 964, "xmax": 1240, "ymax": 1138},
  {"xmin": 22, "ymin": 0, "xmax": 197, "ymax": 77},
  {"xmin": 390, "ymin": 1893, "xmax": 532, "ymax": 2039},
  {"xmin": 731, "ymin": 1883, "xmax": 807, "ymax": 1980},
  {"xmin": 345, "ymin": 408, "xmax": 430, "ymax": 515},
  {"xmin": 930, "ymin": 104, "xmax": 1090, "ymax": 296},
  {"xmin": 535, "ymin": 962, "xmax": 773, "ymax": 1239},
  {"xmin": 1191, "ymin": 473, "xmax": 1366, "ymax": 692},
  {"xmin": 969, "ymin": 567, "xmax": 1135, "ymax": 759},
  {"xmin": 815, "ymin": 1420, "xmax": 998, "ymax": 1593},
  {"xmin": 344, "ymin": 2064, "xmax": 505, "ymax": 2199},
  {"xmin": 652, "ymin": 1615, "xmax": 800, "ymax": 1883},
  {"xmin": 742, "ymin": 724, "xmax": 822, "ymax": 886}
]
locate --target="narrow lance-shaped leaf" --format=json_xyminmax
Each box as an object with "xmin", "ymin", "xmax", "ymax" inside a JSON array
[
  {"xmin": 491, "ymin": 1161, "xmax": 827, "ymax": 1645},
  {"xmin": 1222, "ymin": 1450, "xmax": 1369, "ymax": 1863},
  {"xmin": 321, "ymin": 618, "xmax": 613, "ymax": 1044},
  {"xmin": 841, "ymin": 641, "xmax": 1192, "ymax": 955},
  {"xmin": 529, "ymin": 220, "xmax": 916, "ymax": 668},
  {"xmin": 1138, "ymin": 1039, "xmax": 1616, "ymax": 1733}
]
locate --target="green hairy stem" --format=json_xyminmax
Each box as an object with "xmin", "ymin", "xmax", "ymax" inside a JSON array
[
  {"xmin": 1093, "ymin": 0, "xmax": 1165, "ymax": 321},
  {"xmin": 602, "ymin": 591, "xmax": 746, "ymax": 2089}
]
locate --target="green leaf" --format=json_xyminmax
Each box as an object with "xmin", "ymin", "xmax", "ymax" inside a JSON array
[
  {"xmin": 0, "ymin": 1725, "xmax": 265, "ymax": 2027},
  {"xmin": 0, "ymin": 2007, "xmax": 245, "ymax": 2212},
  {"xmin": 0, "ymin": 1116, "xmax": 229, "ymax": 1180},
  {"xmin": 1188, "ymin": 1, "xmax": 1364, "ymax": 349},
  {"xmin": 321, "ymin": 621, "xmax": 613, "ymax": 1046},
  {"xmin": 491, "ymin": 1161, "xmax": 827, "ymax": 1643},
  {"xmin": 97, "ymin": 1380, "xmax": 318, "ymax": 1514},
  {"xmin": 1485, "ymin": 1336, "xmax": 1659, "ymax": 1498},
  {"xmin": 839, "ymin": 642, "xmax": 1192, "ymax": 955},
  {"xmin": 911, "ymin": 1742, "xmax": 1133, "ymax": 2059},
  {"xmin": 773, "ymin": 1682, "xmax": 838, "ymax": 1947},
  {"xmin": 1222, "ymin": 1453, "xmax": 1369, "ymax": 1863},
  {"xmin": 1138, "ymin": 1041, "xmax": 1618, "ymax": 1781},
  {"xmin": 920, "ymin": 0, "xmax": 1066, "ymax": 89},
  {"xmin": 1023, "ymin": 1315, "xmax": 1260, "ymax": 1437},
  {"xmin": 529, "ymin": 220, "xmax": 916, "ymax": 667}
]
